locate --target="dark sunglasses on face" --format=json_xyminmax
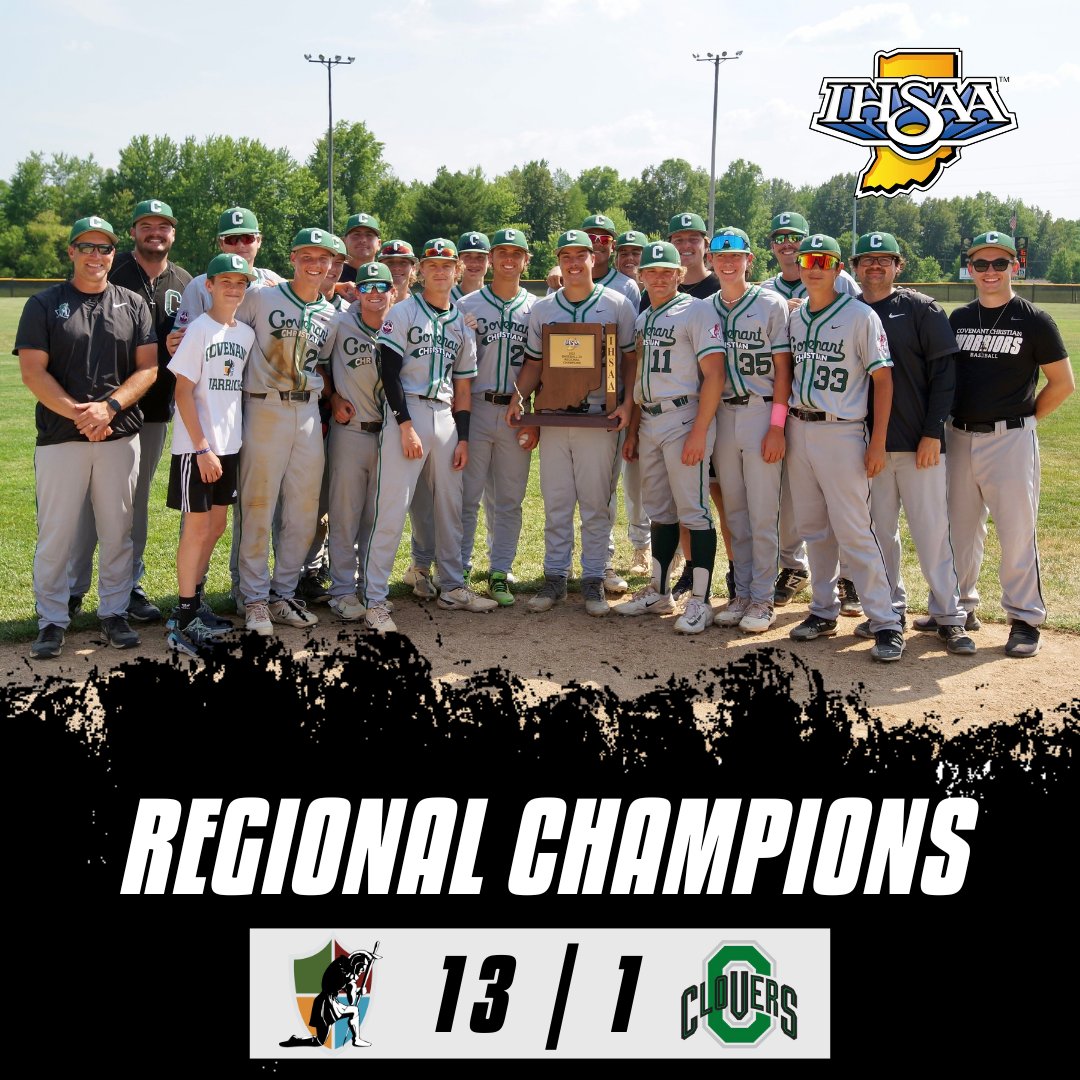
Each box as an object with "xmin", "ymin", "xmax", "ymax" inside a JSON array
[
  {"xmin": 969, "ymin": 258, "xmax": 1012, "ymax": 272},
  {"xmin": 74, "ymin": 242, "xmax": 114, "ymax": 255},
  {"xmin": 358, "ymin": 282, "xmax": 392, "ymax": 294},
  {"xmin": 771, "ymin": 233, "xmax": 804, "ymax": 245},
  {"xmin": 222, "ymin": 234, "xmax": 258, "ymax": 246}
]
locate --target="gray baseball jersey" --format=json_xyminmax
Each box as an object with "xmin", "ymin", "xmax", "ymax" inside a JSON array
[
  {"xmin": 457, "ymin": 286, "xmax": 534, "ymax": 395},
  {"xmin": 325, "ymin": 308, "xmax": 384, "ymax": 427},
  {"xmin": 595, "ymin": 265, "xmax": 641, "ymax": 309},
  {"xmin": 710, "ymin": 285, "xmax": 790, "ymax": 399},
  {"xmin": 760, "ymin": 268, "xmax": 859, "ymax": 302},
  {"xmin": 174, "ymin": 267, "xmax": 282, "ymax": 331},
  {"xmin": 377, "ymin": 295, "xmax": 477, "ymax": 401}
]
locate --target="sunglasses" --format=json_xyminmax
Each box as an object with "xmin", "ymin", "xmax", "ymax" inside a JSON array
[
  {"xmin": 586, "ymin": 232, "xmax": 614, "ymax": 246},
  {"xmin": 358, "ymin": 281, "xmax": 392, "ymax": 294},
  {"xmin": 796, "ymin": 253, "xmax": 840, "ymax": 270},
  {"xmin": 423, "ymin": 247, "xmax": 456, "ymax": 259},
  {"xmin": 73, "ymin": 242, "xmax": 115, "ymax": 255},
  {"xmin": 969, "ymin": 258, "xmax": 1012, "ymax": 272},
  {"xmin": 710, "ymin": 236, "xmax": 750, "ymax": 252},
  {"xmin": 771, "ymin": 233, "xmax": 805, "ymax": 245},
  {"xmin": 856, "ymin": 255, "xmax": 899, "ymax": 267},
  {"xmin": 222, "ymin": 234, "xmax": 258, "ymax": 246}
]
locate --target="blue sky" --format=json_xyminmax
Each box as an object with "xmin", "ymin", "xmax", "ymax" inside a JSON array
[{"xmin": 8, "ymin": 0, "xmax": 1077, "ymax": 219}]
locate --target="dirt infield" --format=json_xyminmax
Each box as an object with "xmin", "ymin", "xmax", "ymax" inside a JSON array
[{"xmin": 5, "ymin": 594, "xmax": 1077, "ymax": 733}]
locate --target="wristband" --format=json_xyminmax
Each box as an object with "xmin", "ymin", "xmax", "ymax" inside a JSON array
[
  {"xmin": 195, "ymin": 447, "xmax": 212, "ymax": 456},
  {"xmin": 770, "ymin": 403, "xmax": 789, "ymax": 428},
  {"xmin": 453, "ymin": 410, "xmax": 471, "ymax": 441},
  {"xmin": 106, "ymin": 397, "xmax": 122, "ymax": 415}
]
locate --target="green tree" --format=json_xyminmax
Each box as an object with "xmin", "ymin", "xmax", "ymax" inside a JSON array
[
  {"xmin": 505, "ymin": 160, "xmax": 565, "ymax": 243},
  {"xmin": 578, "ymin": 166, "xmax": 627, "ymax": 215},
  {"xmin": 306, "ymin": 120, "xmax": 393, "ymax": 232},
  {"xmin": 808, "ymin": 173, "xmax": 858, "ymax": 238},
  {"xmin": 3, "ymin": 153, "xmax": 51, "ymax": 226},
  {"xmin": 624, "ymin": 159, "xmax": 710, "ymax": 236},
  {"xmin": 410, "ymin": 166, "xmax": 492, "ymax": 243},
  {"xmin": 1046, "ymin": 248, "xmax": 1080, "ymax": 283},
  {"xmin": 712, "ymin": 159, "xmax": 769, "ymax": 249}
]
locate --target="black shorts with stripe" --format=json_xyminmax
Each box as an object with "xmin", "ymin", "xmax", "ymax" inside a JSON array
[{"xmin": 167, "ymin": 452, "xmax": 239, "ymax": 513}]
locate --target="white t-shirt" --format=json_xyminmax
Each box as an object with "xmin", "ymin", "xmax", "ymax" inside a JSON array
[{"xmin": 167, "ymin": 312, "xmax": 254, "ymax": 455}]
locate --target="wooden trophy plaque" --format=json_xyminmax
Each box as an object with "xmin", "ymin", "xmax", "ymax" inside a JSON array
[{"xmin": 512, "ymin": 322, "xmax": 618, "ymax": 429}]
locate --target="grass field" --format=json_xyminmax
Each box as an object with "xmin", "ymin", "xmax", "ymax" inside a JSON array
[{"xmin": 1, "ymin": 296, "xmax": 1077, "ymax": 642}]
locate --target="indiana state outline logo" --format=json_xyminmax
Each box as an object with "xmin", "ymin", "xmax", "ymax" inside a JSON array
[
  {"xmin": 809, "ymin": 48, "xmax": 1017, "ymax": 198},
  {"xmin": 279, "ymin": 937, "xmax": 383, "ymax": 1050}
]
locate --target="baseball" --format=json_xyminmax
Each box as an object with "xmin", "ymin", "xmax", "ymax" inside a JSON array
[{"xmin": 518, "ymin": 432, "xmax": 530, "ymax": 447}]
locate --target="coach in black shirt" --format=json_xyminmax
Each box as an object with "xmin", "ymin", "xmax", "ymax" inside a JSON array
[{"xmin": 15, "ymin": 215, "xmax": 156, "ymax": 658}]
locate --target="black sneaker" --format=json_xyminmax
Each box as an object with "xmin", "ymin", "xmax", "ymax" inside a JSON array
[
  {"xmin": 297, "ymin": 572, "xmax": 331, "ymax": 604},
  {"xmin": 913, "ymin": 611, "xmax": 981, "ymax": 633},
  {"xmin": 870, "ymin": 628, "xmax": 905, "ymax": 662},
  {"xmin": 725, "ymin": 562, "xmax": 736, "ymax": 600},
  {"xmin": 167, "ymin": 617, "xmax": 229, "ymax": 659},
  {"xmin": 30, "ymin": 624, "xmax": 65, "ymax": 659},
  {"xmin": 101, "ymin": 614, "xmax": 140, "ymax": 649},
  {"xmin": 671, "ymin": 562, "xmax": 695, "ymax": 601},
  {"xmin": 838, "ymin": 578, "xmax": 862, "ymax": 617},
  {"xmin": 773, "ymin": 568, "xmax": 810, "ymax": 606},
  {"xmin": 854, "ymin": 614, "xmax": 906, "ymax": 639},
  {"xmin": 68, "ymin": 594, "xmax": 83, "ymax": 618},
  {"xmin": 789, "ymin": 614, "xmax": 839, "ymax": 641},
  {"xmin": 938, "ymin": 625, "xmax": 977, "ymax": 655},
  {"xmin": 127, "ymin": 589, "xmax": 161, "ymax": 623},
  {"xmin": 1004, "ymin": 621, "xmax": 1041, "ymax": 658}
]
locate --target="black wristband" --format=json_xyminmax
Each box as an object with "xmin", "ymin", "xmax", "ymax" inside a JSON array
[
  {"xmin": 106, "ymin": 397, "xmax": 122, "ymax": 415},
  {"xmin": 453, "ymin": 410, "xmax": 471, "ymax": 441}
]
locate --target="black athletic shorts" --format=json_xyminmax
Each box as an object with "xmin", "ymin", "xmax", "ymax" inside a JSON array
[{"xmin": 167, "ymin": 452, "xmax": 239, "ymax": 513}]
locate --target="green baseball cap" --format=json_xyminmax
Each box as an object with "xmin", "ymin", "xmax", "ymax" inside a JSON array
[
  {"xmin": 854, "ymin": 232, "xmax": 901, "ymax": 257},
  {"xmin": 668, "ymin": 212, "xmax": 707, "ymax": 236},
  {"xmin": 328, "ymin": 233, "xmax": 347, "ymax": 258},
  {"xmin": 798, "ymin": 234, "xmax": 843, "ymax": 257},
  {"xmin": 770, "ymin": 212, "xmax": 809, "ymax": 237},
  {"xmin": 131, "ymin": 199, "xmax": 177, "ymax": 227},
  {"xmin": 616, "ymin": 230, "xmax": 647, "ymax": 249},
  {"xmin": 291, "ymin": 227, "xmax": 339, "ymax": 252},
  {"xmin": 710, "ymin": 227, "xmax": 752, "ymax": 252},
  {"xmin": 218, "ymin": 207, "xmax": 260, "ymax": 236},
  {"xmin": 355, "ymin": 261, "xmax": 393, "ymax": 284},
  {"xmin": 490, "ymin": 228, "xmax": 530, "ymax": 252},
  {"xmin": 581, "ymin": 214, "xmax": 616, "ymax": 236},
  {"xmin": 379, "ymin": 239, "xmax": 417, "ymax": 262},
  {"xmin": 206, "ymin": 252, "xmax": 256, "ymax": 280},
  {"xmin": 638, "ymin": 241, "xmax": 682, "ymax": 270},
  {"xmin": 556, "ymin": 229, "xmax": 593, "ymax": 252},
  {"xmin": 967, "ymin": 231, "xmax": 1017, "ymax": 258},
  {"xmin": 457, "ymin": 231, "xmax": 491, "ymax": 253},
  {"xmin": 69, "ymin": 215, "xmax": 120, "ymax": 244},
  {"xmin": 420, "ymin": 237, "xmax": 459, "ymax": 260},
  {"xmin": 345, "ymin": 212, "xmax": 381, "ymax": 235}
]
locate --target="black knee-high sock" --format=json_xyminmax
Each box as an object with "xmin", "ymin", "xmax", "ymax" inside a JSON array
[
  {"xmin": 689, "ymin": 527, "xmax": 717, "ymax": 599},
  {"xmin": 651, "ymin": 522, "xmax": 681, "ymax": 593}
]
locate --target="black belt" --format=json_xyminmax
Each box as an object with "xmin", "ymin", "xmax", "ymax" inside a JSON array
[
  {"xmin": 788, "ymin": 407, "xmax": 855, "ymax": 423},
  {"xmin": 359, "ymin": 421, "xmax": 383, "ymax": 433},
  {"xmin": 724, "ymin": 394, "xmax": 773, "ymax": 406},
  {"xmin": 246, "ymin": 390, "xmax": 312, "ymax": 402},
  {"xmin": 952, "ymin": 417, "xmax": 1027, "ymax": 433},
  {"xmin": 483, "ymin": 391, "xmax": 513, "ymax": 405},
  {"xmin": 641, "ymin": 395, "xmax": 690, "ymax": 417},
  {"xmin": 416, "ymin": 394, "xmax": 441, "ymax": 401}
]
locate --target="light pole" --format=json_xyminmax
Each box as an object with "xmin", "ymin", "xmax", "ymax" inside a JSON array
[
  {"xmin": 305, "ymin": 52, "xmax": 355, "ymax": 233},
  {"xmin": 692, "ymin": 50, "xmax": 743, "ymax": 237}
]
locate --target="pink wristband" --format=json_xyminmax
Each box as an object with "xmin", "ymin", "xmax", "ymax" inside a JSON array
[{"xmin": 770, "ymin": 403, "xmax": 789, "ymax": 428}]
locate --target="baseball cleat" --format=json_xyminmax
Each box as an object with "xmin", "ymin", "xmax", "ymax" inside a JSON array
[
  {"xmin": 913, "ymin": 611, "xmax": 981, "ymax": 633},
  {"xmin": 1004, "ymin": 621, "xmax": 1040, "ymax": 658},
  {"xmin": 670, "ymin": 562, "xmax": 694, "ymax": 601},
  {"xmin": 715, "ymin": 596, "xmax": 752, "ymax": 627},
  {"xmin": 628, "ymin": 547, "xmax": 651, "ymax": 576},
  {"xmin": 126, "ymin": 589, "xmax": 162, "ymax": 623},
  {"xmin": 403, "ymin": 565, "xmax": 437, "ymax": 599},
  {"xmin": 245, "ymin": 600, "xmax": 273, "ymax": 637},
  {"xmin": 789, "ymin": 615, "xmax": 839, "ymax": 641},
  {"xmin": 602, "ymin": 567, "xmax": 628, "ymax": 595},
  {"xmin": 100, "ymin": 614, "xmax": 140, "ymax": 649},
  {"xmin": 297, "ymin": 571, "xmax": 332, "ymax": 604},
  {"xmin": 438, "ymin": 587, "xmax": 498, "ymax": 613},
  {"xmin": 268, "ymin": 597, "xmax": 319, "ymax": 628},
  {"xmin": 739, "ymin": 601, "xmax": 775, "ymax": 633},
  {"xmin": 30, "ymin": 624, "xmax": 65, "ymax": 660},
  {"xmin": 838, "ymin": 578, "xmax": 863, "ymax": 617},
  {"xmin": 614, "ymin": 585, "xmax": 675, "ymax": 616},
  {"xmin": 364, "ymin": 603, "xmax": 398, "ymax": 633},
  {"xmin": 675, "ymin": 597, "xmax": 714, "ymax": 634},
  {"xmin": 329, "ymin": 594, "xmax": 366, "ymax": 621},
  {"xmin": 773, "ymin": 568, "xmax": 810, "ymax": 606},
  {"xmin": 938, "ymin": 625, "xmax": 977, "ymax": 655},
  {"xmin": 489, "ymin": 571, "xmax": 515, "ymax": 606},
  {"xmin": 527, "ymin": 576, "xmax": 567, "ymax": 613},
  {"xmin": 68, "ymin": 594, "xmax": 83, "ymax": 619},
  {"xmin": 166, "ymin": 617, "xmax": 230, "ymax": 660},
  {"xmin": 870, "ymin": 628, "xmax": 905, "ymax": 662},
  {"xmin": 854, "ymin": 614, "xmax": 906, "ymax": 639},
  {"xmin": 582, "ymin": 577, "xmax": 610, "ymax": 616}
]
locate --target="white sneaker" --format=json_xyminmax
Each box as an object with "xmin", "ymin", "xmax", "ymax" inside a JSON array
[
  {"xmin": 329, "ymin": 594, "xmax": 365, "ymax": 621},
  {"xmin": 628, "ymin": 547, "xmax": 651, "ymax": 575},
  {"xmin": 582, "ymin": 577, "xmax": 610, "ymax": 616},
  {"xmin": 603, "ymin": 567, "xmax": 628, "ymax": 595},
  {"xmin": 268, "ymin": 597, "xmax": 319, "ymax": 628},
  {"xmin": 245, "ymin": 600, "xmax": 273, "ymax": 637},
  {"xmin": 715, "ymin": 596, "xmax": 752, "ymax": 627},
  {"xmin": 403, "ymin": 565, "xmax": 437, "ymax": 599},
  {"xmin": 739, "ymin": 600, "xmax": 775, "ymax": 633},
  {"xmin": 614, "ymin": 584, "xmax": 674, "ymax": 616},
  {"xmin": 364, "ymin": 603, "xmax": 397, "ymax": 633},
  {"xmin": 675, "ymin": 597, "xmax": 714, "ymax": 634},
  {"xmin": 438, "ymin": 587, "xmax": 498, "ymax": 612}
]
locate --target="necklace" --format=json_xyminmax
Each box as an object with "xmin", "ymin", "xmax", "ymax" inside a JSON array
[
  {"xmin": 133, "ymin": 257, "xmax": 160, "ymax": 315},
  {"xmin": 977, "ymin": 296, "xmax": 1013, "ymax": 333}
]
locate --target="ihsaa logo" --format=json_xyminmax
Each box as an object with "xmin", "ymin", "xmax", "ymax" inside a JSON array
[
  {"xmin": 809, "ymin": 48, "xmax": 1017, "ymax": 198},
  {"xmin": 279, "ymin": 937, "xmax": 383, "ymax": 1050},
  {"xmin": 680, "ymin": 941, "xmax": 798, "ymax": 1048}
]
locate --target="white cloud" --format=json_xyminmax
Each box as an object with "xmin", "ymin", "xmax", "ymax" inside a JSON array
[
  {"xmin": 1010, "ymin": 62, "xmax": 1080, "ymax": 90},
  {"xmin": 785, "ymin": 4, "xmax": 920, "ymax": 43},
  {"xmin": 928, "ymin": 11, "xmax": 970, "ymax": 27}
]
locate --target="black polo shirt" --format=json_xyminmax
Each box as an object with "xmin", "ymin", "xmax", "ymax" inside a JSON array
[
  {"xmin": 14, "ymin": 282, "xmax": 156, "ymax": 446},
  {"xmin": 109, "ymin": 251, "xmax": 192, "ymax": 423}
]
